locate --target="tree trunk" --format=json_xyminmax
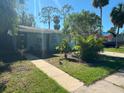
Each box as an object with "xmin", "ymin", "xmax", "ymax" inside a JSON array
[
  {"xmin": 48, "ymin": 21, "xmax": 50, "ymax": 30},
  {"xmin": 100, "ymin": 7, "xmax": 102, "ymax": 34},
  {"xmin": 64, "ymin": 53, "xmax": 67, "ymax": 59},
  {"xmin": 115, "ymin": 27, "xmax": 120, "ymax": 48},
  {"xmin": 64, "ymin": 14, "xmax": 66, "ymax": 23},
  {"xmin": 100, "ymin": 7, "xmax": 102, "ymax": 35}
]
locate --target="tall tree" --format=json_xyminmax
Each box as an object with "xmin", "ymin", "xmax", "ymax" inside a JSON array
[
  {"xmin": 53, "ymin": 16, "xmax": 60, "ymax": 30},
  {"xmin": 17, "ymin": 0, "xmax": 35, "ymax": 27},
  {"xmin": 0, "ymin": 0, "xmax": 18, "ymax": 35},
  {"xmin": 108, "ymin": 26, "xmax": 117, "ymax": 37},
  {"xmin": 19, "ymin": 11, "xmax": 35, "ymax": 27},
  {"xmin": 61, "ymin": 4, "xmax": 73, "ymax": 22},
  {"xmin": 63, "ymin": 10, "xmax": 101, "ymax": 36},
  {"xmin": 39, "ymin": 6, "xmax": 59, "ymax": 29},
  {"xmin": 92, "ymin": 0, "xmax": 109, "ymax": 34},
  {"xmin": 19, "ymin": 0, "xmax": 25, "ymax": 4},
  {"xmin": 110, "ymin": 3, "xmax": 124, "ymax": 48},
  {"xmin": 0, "ymin": 0, "xmax": 18, "ymax": 53}
]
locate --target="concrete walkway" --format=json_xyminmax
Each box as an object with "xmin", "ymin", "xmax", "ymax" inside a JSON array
[
  {"xmin": 25, "ymin": 53, "xmax": 85, "ymax": 93},
  {"xmin": 25, "ymin": 53, "xmax": 124, "ymax": 93},
  {"xmin": 82, "ymin": 70, "xmax": 124, "ymax": 93},
  {"xmin": 100, "ymin": 51, "xmax": 124, "ymax": 58}
]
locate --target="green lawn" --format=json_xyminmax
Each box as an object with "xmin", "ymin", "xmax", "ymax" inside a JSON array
[
  {"xmin": 46, "ymin": 54, "xmax": 124, "ymax": 85},
  {"xmin": 104, "ymin": 47, "xmax": 124, "ymax": 53},
  {"xmin": 0, "ymin": 61, "xmax": 68, "ymax": 93}
]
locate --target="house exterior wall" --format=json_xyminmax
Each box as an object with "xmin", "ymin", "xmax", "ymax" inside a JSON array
[
  {"xmin": 49, "ymin": 33, "xmax": 63, "ymax": 51},
  {"xmin": 17, "ymin": 26, "xmax": 63, "ymax": 56}
]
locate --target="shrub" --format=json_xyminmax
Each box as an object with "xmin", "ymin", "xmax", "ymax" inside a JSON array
[
  {"xmin": 56, "ymin": 39, "xmax": 71, "ymax": 59},
  {"xmin": 73, "ymin": 35, "xmax": 104, "ymax": 60}
]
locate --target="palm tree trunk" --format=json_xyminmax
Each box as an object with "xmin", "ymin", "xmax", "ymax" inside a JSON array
[
  {"xmin": 100, "ymin": 6, "xmax": 102, "ymax": 35},
  {"xmin": 116, "ymin": 27, "xmax": 120, "ymax": 48},
  {"xmin": 48, "ymin": 15, "xmax": 50, "ymax": 29},
  {"xmin": 48, "ymin": 21, "xmax": 50, "ymax": 30}
]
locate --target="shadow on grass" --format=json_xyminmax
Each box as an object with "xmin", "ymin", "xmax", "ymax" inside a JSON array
[
  {"xmin": 0, "ymin": 53, "xmax": 25, "ymax": 63},
  {"xmin": 69, "ymin": 53, "xmax": 124, "ymax": 66},
  {"xmin": 0, "ymin": 52, "xmax": 26, "ymax": 72},
  {"xmin": 64, "ymin": 55, "xmax": 124, "ymax": 85},
  {"xmin": 0, "ymin": 52, "xmax": 26, "ymax": 92},
  {"xmin": 65, "ymin": 54, "xmax": 124, "ymax": 73},
  {"xmin": 83, "ymin": 55, "xmax": 124, "ymax": 73}
]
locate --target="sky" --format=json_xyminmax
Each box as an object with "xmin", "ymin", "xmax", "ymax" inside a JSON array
[{"xmin": 23, "ymin": 0, "xmax": 124, "ymax": 32}]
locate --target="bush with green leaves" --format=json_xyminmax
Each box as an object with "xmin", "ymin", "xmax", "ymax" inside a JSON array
[
  {"xmin": 56, "ymin": 39, "xmax": 71, "ymax": 59},
  {"xmin": 73, "ymin": 35, "xmax": 104, "ymax": 60}
]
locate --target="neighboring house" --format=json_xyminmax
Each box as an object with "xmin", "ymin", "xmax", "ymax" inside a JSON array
[
  {"xmin": 102, "ymin": 32, "xmax": 113, "ymax": 41},
  {"xmin": 112, "ymin": 33, "xmax": 124, "ymax": 43},
  {"xmin": 104, "ymin": 34, "xmax": 113, "ymax": 41},
  {"xmin": 102, "ymin": 32, "xmax": 124, "ymax": 47},
  {"xmin": 17, "ymin": 25, "xmax": 63, "ymax": 56}
]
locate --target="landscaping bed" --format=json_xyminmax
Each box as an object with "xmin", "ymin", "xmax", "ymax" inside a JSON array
[
  {"xmin": 46, "ymin": 54, "xmax": 124, "ymax": 85},
  {"xmin": 0, "ymin": 57, "xmax": 68, "ymax": 93}
]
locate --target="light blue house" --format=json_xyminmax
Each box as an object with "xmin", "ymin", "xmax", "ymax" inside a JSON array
[{"xmin": 17, "ymin": 25, "xmax": 63, "ymax": 57}]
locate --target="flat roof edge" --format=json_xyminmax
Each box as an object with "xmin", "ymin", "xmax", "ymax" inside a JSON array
[{"xmin": 18, "ymin": 25, "xmax": 62, "ymax": 33}]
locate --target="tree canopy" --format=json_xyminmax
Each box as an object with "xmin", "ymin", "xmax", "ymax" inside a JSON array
[
  {"xmin": 53, "ymin": 16, "xmax": 60, "ymax": 30},
  {"xmin": 92, "ymin": 0, "xmax": 109, "ymax": 34},
  {"xmin": 19, "ymin": 11, "xmax": 35, "ymax": 27},
  {"xmin": 92, "ymin": 0, "xmax": 109, "ymax": 8},
  {"xmin": 110, "ymin": 3, "xmax": 124, "ymax": 29},
  {"xmin": 39, "ymin": 6, "xmax": 59, "ymax": 29},
  {"xmin": 0, "ymin": 0, "xmax": 18, "ymax": 35},
  {"xmin": 61, "ymin": 4, "xmax": 73, "ymax": 20},
  {"xmin": 63, "ymin": 10, "xmax": 101, "ymax": 36},
  {"xmin": 110, "ymin": 3, "xmax": 124, "ymax": 48}
]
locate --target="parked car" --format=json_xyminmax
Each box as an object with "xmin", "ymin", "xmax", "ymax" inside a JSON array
[{"xmin": 103, "ymin": 41, "xmax": 116, "ymax": 48}]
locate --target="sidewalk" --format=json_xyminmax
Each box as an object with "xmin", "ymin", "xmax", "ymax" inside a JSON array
[
  {"xmin": 25, "ymin": 53, "xmax": 124, "ymax": 93},
  {"xmin": 100, "ymin": 51, "xmax": 124, "ymax": 58},
  {"xmin": 25, "ymin": 53, "xmax": 85, "ymax": 93},
  {"xmin": 82, "ymin": 71, "xmax": 124, "ymax": 93}
]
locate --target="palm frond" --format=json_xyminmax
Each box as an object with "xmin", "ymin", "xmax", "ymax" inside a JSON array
[
  {"xmin": 110, "ymin": 3, "xmax": 124, "ymax": 28},
  {"xmin": 93, "ymin": 0, "xmax": 99, "ymax": 8}
]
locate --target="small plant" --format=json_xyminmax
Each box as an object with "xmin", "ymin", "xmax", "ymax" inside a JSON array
[{"xmin": 56, "ymin": 39, "xmax": 71, "ymax": 59}]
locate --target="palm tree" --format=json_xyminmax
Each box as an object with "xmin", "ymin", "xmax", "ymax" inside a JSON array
[
  {"xmin": 92, "ymin": 0, "xmax": 109, "ymax": 34},
  {"xmin": 108, "ymin": 26, "xmax": 117, "ymax": 37},
  {"xmin": 110, "ymin": 3, "xmax": 124, "ymax": 48},
  {"xmin": 39, "ymin": 6, "xmax": 59, "ymax": 29}
]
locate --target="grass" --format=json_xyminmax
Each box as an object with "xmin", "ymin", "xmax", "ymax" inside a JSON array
[
  {"xmin": 0, "ymin": 56, "xmax": 68, "ymax": 93},
  {"xmin": 46, "ymin": 54, "xmax": 124, "ymax": 85},
  {"xmin": 104, "ymin": 47, "xmax": 124, "ymax": 53}
]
